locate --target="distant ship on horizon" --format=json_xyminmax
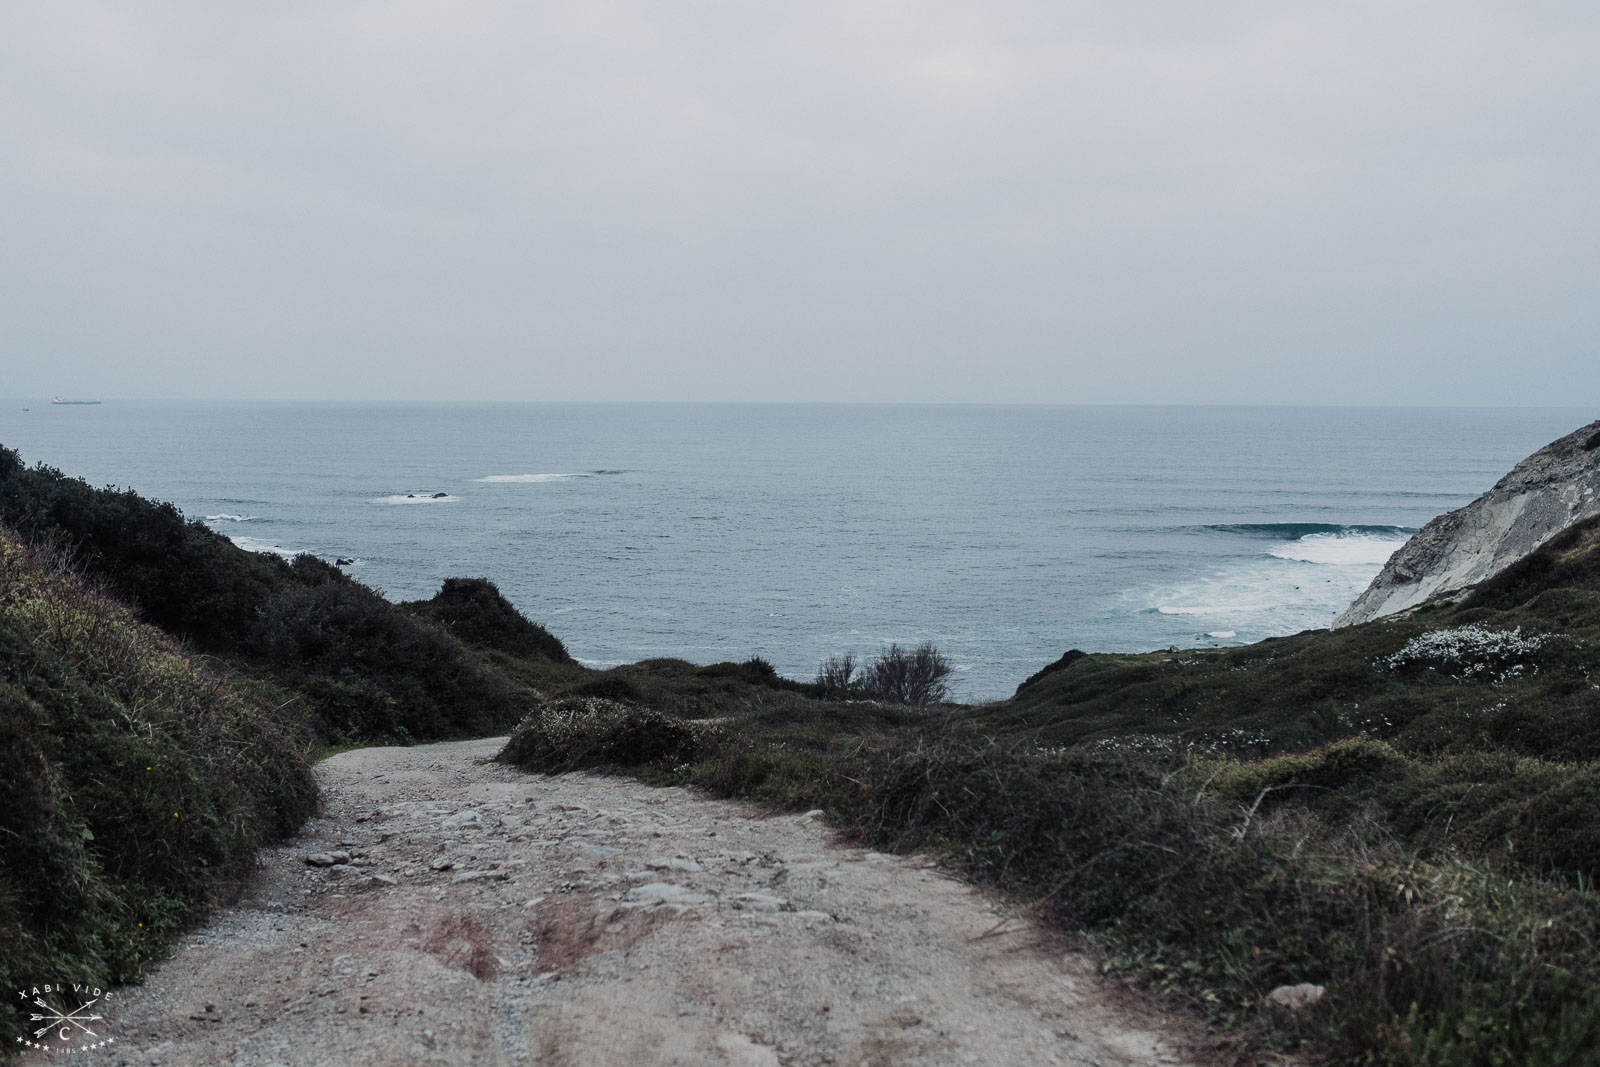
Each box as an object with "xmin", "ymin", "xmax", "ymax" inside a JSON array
[{"xmin": 51, "ymin": 397, "xmax": 102, "ymax": 405}]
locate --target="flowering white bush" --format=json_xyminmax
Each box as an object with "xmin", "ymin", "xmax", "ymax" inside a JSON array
[
  {"xmin": 1377, "ymin": 625, "xmax": 1549, "ymax": 682},
  {"xmin": 1087, "ymin": 726, "xmax": 1275, "ymax": 757}
]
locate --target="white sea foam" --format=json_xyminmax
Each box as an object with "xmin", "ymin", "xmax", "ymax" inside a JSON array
[
  {"xmin": 372, "ymin": 493, "xmax": 459, "ymax": 504},
  {"xmin": 474, "ymin": 473, "xmax": 584, "ymax": 483},
  {"xmin": 1268, "ymin": 531, "xmax": 1406, "ymax": 566},
  {"xmin": 1141, "ymin": 528, "xmax": 1409, "ymax": 635},
  {"xmin": 1149, "ymin": 569, "xmax": 1357, "ymax": 631},
  {"xmin": 205, "ymin": 513, "xmax": 258, "ymax": 522},
  {"xmin": 229, "ymin": 536, "xmax": 301, "ymax": 558}
]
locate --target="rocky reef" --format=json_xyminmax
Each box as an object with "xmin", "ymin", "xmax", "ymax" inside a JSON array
[{"xmin": 1336, "ymin": 418, "xmax": 1600, "ymax": 626}]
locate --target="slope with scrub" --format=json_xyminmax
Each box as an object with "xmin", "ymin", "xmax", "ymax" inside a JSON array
[
  {"xmin": 0, "ymin": 532, "xmax": 318, "ymax": 1050},
  {"xmin": 496, "ymin": 517, "xmax": 1600, "ymax": 1065}
]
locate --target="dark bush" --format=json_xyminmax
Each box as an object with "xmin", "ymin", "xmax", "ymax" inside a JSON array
[
  {"xmin": 402, "ymin": 577, "xmax": 573, "ymax": 663},
  {"xmin": 1013, "ymin": 648, "xmax": 1086, "ymax": 695},
  {"xmin": 600, "ymin": 709, "xmax": 709, "ymax": 766},
  {"xmin": 0, "ymin": 534, "xmax": 316, "ymax": 1049},
  {"xmin": 698, "ymin": 656, "xmax": 782, "ymax": 684},
  {"xmin": 0, "ymin": 445, "xmax": 521, "ymax": 742},
  {"xmin": 815, "ymin": 653, "xmax": 857, "ymax": 696},
  {"xmin": 298, "ymin": 672, "xmax": 402, "ymax": 744},
  {"xmin": 567, "ymin": 673, "xmax": 647, "ymax": 703},
  {"xmin": 860, "ymin": 642, "xmax": 952, "ymax": 706},
  {"xmin": 498, "ymin": 698, "xmax": 722, "ymax": 774},
  {"xmin": 547, "ymin": 657, "xmax": 808, "ymax": 713}
]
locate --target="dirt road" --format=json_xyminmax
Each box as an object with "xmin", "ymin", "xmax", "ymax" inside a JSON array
[{"xmin": 99, "ymin": 739, "xmax": 1203, "ymax": 1066}]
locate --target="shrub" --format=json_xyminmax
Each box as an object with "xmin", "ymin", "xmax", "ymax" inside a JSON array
[
  {"xmin": 698, "ymin": 656, "xmax": 782, "ymax": 685},
  {"xmin": 815, "ymin": 653, "xmax": 857, "ymax": 696},
  {"xmin": 860, "ymin": 642, "xmax": 952, "ymax": 706},
  {"xmin": 0, "ymin": 445, "xmax": 522, "ymax": 742},
  {"xmin": 0, "ymin": 532, "xmax": 316, "ymax": 1050},
  {"xmin": 498, "ymin": 698, "xmax": 724, "ymax": 775},
  {"xmin": 401, "ymin": 577, "xmax": 573, "ymax": 663},
  {"xmin": 566, "ymin": 673, "xmax": 647, "ymax": 704},
  {"xmin": 548, "ymin": 657, "xmax": 807, "ymax": 713},
  {"xmin": 1013, "ymin": 648, "xmax": 1087, "ymax": 695},
  {"xmin": 840, "ymin": 734, "xmax": 1600, "ymax": 1065},
  {"xmin": 1378, "ymin": 625, "xmax": 1551, "ymax": 682},
  {"xmin": 1175, "ymin": 740, "xmax": 1394, "ymax": 847},
  {"xmin": 298, "ymin": 672, "xmax": 402, "ymax": 744}
]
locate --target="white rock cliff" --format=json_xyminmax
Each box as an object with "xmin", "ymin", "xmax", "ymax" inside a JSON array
[{"xmin": 1336, "ymin": 419, "xmax": 1600, "ymax": 627}]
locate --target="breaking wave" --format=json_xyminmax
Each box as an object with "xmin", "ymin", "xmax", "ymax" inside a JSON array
[
  {"xmin": 1268, "ymin": 531, "xmax": 1406, "ymax": 566},
  {"xmin": 1206, "ymin": 523, "xmax": 1416, "ymax": 539},
  {"xmin": 475, "ymin": 473, "xmax": 585, "ymax": 483},
  {"xmin": 473, "ymin": 470, "xmax": 629, "ymax": 483},
  {"xmin": 372, "ymin": 493, "xmax": 459, "ymax": 504},
  {"xmin": 228, "ymin": 535, "xmax": 301, "ymax": 559},
  {"xmin": 1136, "ymin": 523, "xmax": 1413, "ymax": 639}
]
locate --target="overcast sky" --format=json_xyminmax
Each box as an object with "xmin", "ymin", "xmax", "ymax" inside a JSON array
[{"xmin": 3, "ymin": 1, "xmax": 1597, "ymax": 403}]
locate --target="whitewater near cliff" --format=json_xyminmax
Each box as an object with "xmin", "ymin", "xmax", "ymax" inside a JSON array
[{"xmin": 1338, "ymin": 418, "xmax": 1600, "ymax": 626}]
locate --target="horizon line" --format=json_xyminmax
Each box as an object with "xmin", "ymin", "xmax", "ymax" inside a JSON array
[{"xmin": 5, "ymin": 397, "xmax": 1597, "ymax": 412}]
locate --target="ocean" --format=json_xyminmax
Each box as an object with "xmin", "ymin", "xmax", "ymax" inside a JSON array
[{"xmin": 0, "ymin": 402, "xmax": 1590, "ymax": 701}]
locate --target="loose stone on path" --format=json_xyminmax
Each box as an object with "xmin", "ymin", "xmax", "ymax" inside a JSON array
[{"xmin": 104, "ymin": 737, "xmax": 1205, "ymax": 1067}]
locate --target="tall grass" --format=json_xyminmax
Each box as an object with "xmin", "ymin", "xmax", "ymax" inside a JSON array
[
  {"xmin": 842, "ymin": 735, "xmax": 1600, "ymax": 1065},
  {"xmin": 498, "ymin": 690, "xmax": 1600, "ymax": 1065},
  {"xmin": 0, "ymin": 532, "xmax": 317, "ymax": 1052}
]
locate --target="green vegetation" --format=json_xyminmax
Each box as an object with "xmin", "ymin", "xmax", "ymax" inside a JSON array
[
  {"xmin": 495, "ymin": 517, "xmax": 1600, "ymax": 1066},
  {"xmin": 0, "ymin": 446, "xmax": 527, "ymax": 743},
  {"xmin": 989, "ymin": 517, "xmax": 1600, "ymax": 764},
  {"xmin": 7, "ymin": 438, "xmax": 1600, "ymax": 1064},
  {"xmin": 0, "ymin": 532, "xmax": 317, "ymax": 1049},
  {"xmin": 500, "ymin": 697, "xmax": 725, "ymax": 778},
  {"xmin": 402, "ymin": 576, "xmax": 574, "ymax": 665},
  {"xmin": 0, "ymin": 446, "xmax": 572, "ymax": 1053},
  {"xmin": 814, "ymin": 642, "xmax": 955, "ymax": 705}
]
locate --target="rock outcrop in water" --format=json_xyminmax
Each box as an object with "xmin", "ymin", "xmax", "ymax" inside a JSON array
[{"xmin": 1335, "ymin": 419, "xmax": 1600, "ymax": 627}]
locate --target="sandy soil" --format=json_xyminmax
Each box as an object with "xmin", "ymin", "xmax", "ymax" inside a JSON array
[{"xmin": 91, "ymin": 738, "xmax": 1207, "ymax": 1066}]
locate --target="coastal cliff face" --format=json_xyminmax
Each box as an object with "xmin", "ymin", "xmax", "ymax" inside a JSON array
[{"xmin": 1335, "ymin": 418, "xmax": 1600, "ymax": 627}]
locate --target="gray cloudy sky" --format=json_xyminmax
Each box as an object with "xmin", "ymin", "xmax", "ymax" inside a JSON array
[{"xmin": 3, "ymin": 1, "xmax": 1597, "ymax": 403}]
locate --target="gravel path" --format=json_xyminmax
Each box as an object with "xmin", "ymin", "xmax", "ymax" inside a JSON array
[{"xmin": 97, "ymin": 739, "xmax": 1204, "ymax": 1066}]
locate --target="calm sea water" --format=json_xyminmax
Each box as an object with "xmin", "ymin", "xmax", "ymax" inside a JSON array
[{"xmin": 0, "ymin": 402, "xmax": 1591, "ymax": 700}]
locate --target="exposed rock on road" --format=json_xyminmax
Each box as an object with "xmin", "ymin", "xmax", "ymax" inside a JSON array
[{"xmin": 103, "ymin": 739, "xmax": 1201, "ymax": 1066}]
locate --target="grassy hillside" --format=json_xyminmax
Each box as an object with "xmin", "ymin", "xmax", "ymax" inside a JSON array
[
  {"xmin": 0, "ymin": 446, "xmax": 526, "ymax": 742},
  {"xmin": 0, "ymin": 532, "xmax": 318, "ymax": 1051},
  {"xmin": 992, "ymin": 514, "xmax": 1600, "ymax": 766},
  {"xmin": 497, "ymin": 519, "xmax": 1600, "ymax": 1066}
]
